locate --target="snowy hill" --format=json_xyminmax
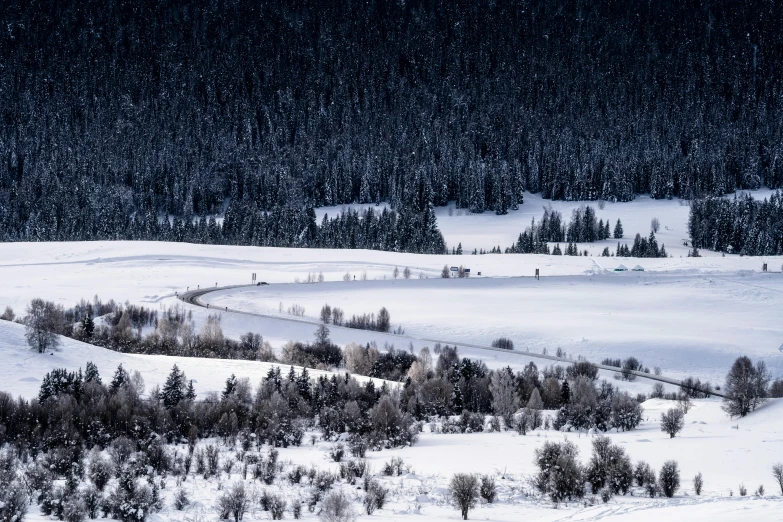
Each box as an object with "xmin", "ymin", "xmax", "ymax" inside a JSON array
[{"xmin": 0, "ymin": 320, "xmax": 382, "ymax": 400}]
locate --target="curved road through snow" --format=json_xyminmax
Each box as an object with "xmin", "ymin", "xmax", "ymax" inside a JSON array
[{"xmin": 178, "ymin": 284, "xmax": 726, "ymax": 398}]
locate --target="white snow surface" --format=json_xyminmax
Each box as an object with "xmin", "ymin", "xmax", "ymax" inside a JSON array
[{"xmin": 1, "ymin": 192, "xmax": 783, "ymax": 521}]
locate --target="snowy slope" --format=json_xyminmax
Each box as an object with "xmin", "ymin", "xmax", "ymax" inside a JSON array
[{"xmin": 0, "ymin": 320, "xmax": 383, "ymax": 399}]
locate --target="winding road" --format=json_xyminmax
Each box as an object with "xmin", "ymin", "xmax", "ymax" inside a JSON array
[{"xmin": 179, "ymin": 284, "xmax": 726, "ymax": 398}]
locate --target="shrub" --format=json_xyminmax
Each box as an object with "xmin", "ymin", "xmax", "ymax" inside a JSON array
[
  {"xmin": 491, "ymin": 337, "xmax": 514, "ymax": 350},
  {"xmin": 81, "ymin": 485, "xmax": 102, "ymax": 519},
  {"xmin": 449, "ymin": 473, "xmax": 479, "ymax": 520},
  {"xmin": 658, "ymin": 461, "xmax": 680, "ymax": 498},
  {"xmin": 479, "ymin": 475, "xmax": 497, "ymax": 503},
  {"xmin": 693, "ymin": 472, "xmax": 703, "ymax": 495},
  {"xmin": 534, "ymin": 441, "xmax": 584, "ymax": 503},
  {"xmin": 330, "ymin": 444, "xmax": 345, "ymax": 463},
  {"xmin": 267, "ymin": 493, "xmax": 286, "ymax": 520},
  {"xmin": 363, "ymin": 479, "xmax": 388, "ymax": 515},
  {"xmin": 382, "ymin": 457, "xmax": 407, "ymax": 477},
  {"xmin": 634, "ymin": 461, "xmax": 655, "ymax": 487},
  {"xmin": 585, "ymin": 436, "xmax": 632, "ymax": 495},
  {"xmin": 318, "ymin": 490, "xmax": 356, "ymax": 522},
  {"xmin": 738, "ymin": 483, "xmax": 747, "ymax": 496},
  {"xmin": 63, "ymin": 499, "xmax": 87, "ymax": 522},
  {"xmin": 88, "ymin": 455, "xmax": 114, "ymax": 491},
  {"xmin": 216, "ymin": 483, "xmax": 249, "ymax": 522},
  {"xmin": 173, "ymin": 488, "xmax": 190, "ymax": 510},
  {"xmin": 0, "ymin": 482, "xmax": 29, "ymax": 522}
]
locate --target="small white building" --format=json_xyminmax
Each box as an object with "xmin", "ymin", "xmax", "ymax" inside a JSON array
[{"xmin": 614, "ymin": 264, "xmax": 628, "ymax": 272}]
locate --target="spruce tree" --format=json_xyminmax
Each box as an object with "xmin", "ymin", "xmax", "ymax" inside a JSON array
[
  {"xmin": 185, "ymin": 380, "xmax": 197, "ymax": 401},
  {"xmin": 162, "ymin": 364, "xmax": 186, "ymax": 408},
  {"xmin": 85, "ymin": 361, "xmax": 101, "ymax": 384},
  {"xmin": 614, "ymin": 219, "xmax": 624, "ymax": 239},
  {"xmin": 110, "ymin": 364, "xmax": 130, "ymax": 393},
  {"xmin": 81, "ymin": 313, "xmax": 95, "ymax": 339},
  {"xmin": 223, "ymin": 374, "xmax": 237, "ymax": 400}
]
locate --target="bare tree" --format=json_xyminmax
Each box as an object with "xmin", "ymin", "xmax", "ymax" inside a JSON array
[
  {"xmin": 660, "ymin": 408, "xmax": 685, "ymax": 438},
  {"xmin": 449, "ymin": 473, "xmax": 479, "ymax": 520},
  {"xmin": 403, "ymin": 267, "xmax": 411, "ymax": 279},
  {"xmin": 320, "ymin": 304, "xmax": 332, "ymax": 324},
  {"xmin": 490, "ymin": 368, "xmax": 519, "ymax": 424},
  {"xmin": 651, "ymin": 217, "xmax": 660, "ymax": 233},
  {"xmin": 392, "ymin": 266, "xmax": 399, "ymax": 279},
  {"xmin": 773, "ymin": 463, "xmax": 783, "ymax": 495}
]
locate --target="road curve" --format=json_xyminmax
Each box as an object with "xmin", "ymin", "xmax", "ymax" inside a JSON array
[{"xmin": 178, "ymin": 284, "xmax": 726, "ymax": 398}]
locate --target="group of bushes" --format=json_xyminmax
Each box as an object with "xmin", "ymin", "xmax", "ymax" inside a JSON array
[{"xmin": 534, "ymin": 437, "xmax": 682, "ymax": 504}]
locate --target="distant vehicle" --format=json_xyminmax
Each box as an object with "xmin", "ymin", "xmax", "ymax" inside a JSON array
[{"xmin": 257, "ymin": 282, "xmax": 269, "ymax": 286}]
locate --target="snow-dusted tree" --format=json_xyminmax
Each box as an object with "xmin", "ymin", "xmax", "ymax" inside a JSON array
[
  {"xmin": 393, "ymin": 266, "xmax": 399, "ymax": 279},
  {"xmin": 84, "ymin": 361, "xmax": 101, "ymax": 384},
  {"xmin": 403, "ymin": 267, "xmax": 412, "ymax": 279},
  {"xmin": 449, "ymin": 473, "xmax": 479, "ymax": 520},
  {"xmin": 109, "ymin": 364, "xmax": 130, "ymax": 393},
  {"xmin": 613, "ymin": 219, "xmax": 624, "ymax": 239},
  {"xmin": 723, "ymin": 356, "xmax": 771, "ymax": 417},
  {"xmin": 658, "ymin": 461, "xmax": 680, "ymax": 498},
  {"xmin": 586, "ymin": 436, "xmax": 633, "ymax": 496},
  {"xmin": 634, "ymin": 461, "xmax": 655, "ymax": 487},
  {"xmin": 534, "ymin": 440, "xmax": 584, "ymax": 503},
  {"xmin": 490, "ymin": 368, "xmax": 519, "ymax": 424},
  {"xmin": 24, "ymin": 298, "xmax": 63, "ymax": 353},
  {"xmin": 527, "ymin": 388, "xmax": 544, "ymax": 410},
  {"xmin": 650, "ymin": 217, "xmax": 660, "ymax": 233},
  {"xmin": 161, "ymin": 364, "xmax": 186, "ymax": 408},
  {"xmin": 441, "ymin": 265, "xmax": 451, "ymax": 278},
  {"xmin": 611, "ymin": 392, "xmax": 643, "ymax": 431},
  {"xmin": 660, "ymin": 408, "xmax": 685, "ymax": 438}
]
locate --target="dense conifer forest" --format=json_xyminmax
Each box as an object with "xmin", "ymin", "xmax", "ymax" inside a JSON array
[{"xmin": 1, "ymin": 0, "xmax": 782, "ymax": 250}]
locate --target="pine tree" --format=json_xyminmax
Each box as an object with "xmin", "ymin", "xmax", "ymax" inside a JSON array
[
  {"xmin": 560, "ymin": 380, "xmax": 571, "ymax": 405},
  {"xmin": 81, "ymin": 313, "xmax": 95, "ymax": 338},
  {"xmin": 162, "ymin": 364, "xmax": 186, "ymax": 408},
  {"xmin": 85, "ymin": 361, "xmax": 101, "ymax": 384},
  {"xmin": 222, "ymin": 374, "xmax": 237, "ymax": 400},
  {"xmin": 185, "ymin": 380, "xmax": 197, "ymax": 401},
  {"xmin": 614, "ymin": 219, "xmax": 624, "ymax": 239},
  {"xmin": 110, "ymin": 364, "xmax": 129, "ymax": 393}
]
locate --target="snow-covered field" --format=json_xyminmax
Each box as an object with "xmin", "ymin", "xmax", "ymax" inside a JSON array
[{"xmin": 1, "ymin": 192, "xmax": 782, "ymax": 521}]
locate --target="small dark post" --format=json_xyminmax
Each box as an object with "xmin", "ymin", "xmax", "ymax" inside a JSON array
[
  {"xmin": 763, "ymin": 263, "xmax": 767, "ymax": 272},
  {"xmin": 535, "ymin": 268, "xmax": 540, "ymax": 280}
]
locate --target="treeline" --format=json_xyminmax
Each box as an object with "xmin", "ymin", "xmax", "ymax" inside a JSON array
[
  {"xmin": 3, "ymin": 0, "xmax": 783, "ymax": 247},
  {"xmin": 506, "ymin": 206, "xmax": 625, "ymax": 254},
  {"xmin": 688, "ymin": 191, "xmax": 783, "ymax": 255},
  {"xmin": 1, "ymin": 198, "xmax": 447, "ymax": 255}
]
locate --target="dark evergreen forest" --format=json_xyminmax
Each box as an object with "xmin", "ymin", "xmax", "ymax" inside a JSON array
[
  {"xmin": 688, "ymin": 191, "xmax": 783, "ymax": 255},
  {"xmin": 1, "ymin": 0, "xmax": 782, "ymax": 250}
]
